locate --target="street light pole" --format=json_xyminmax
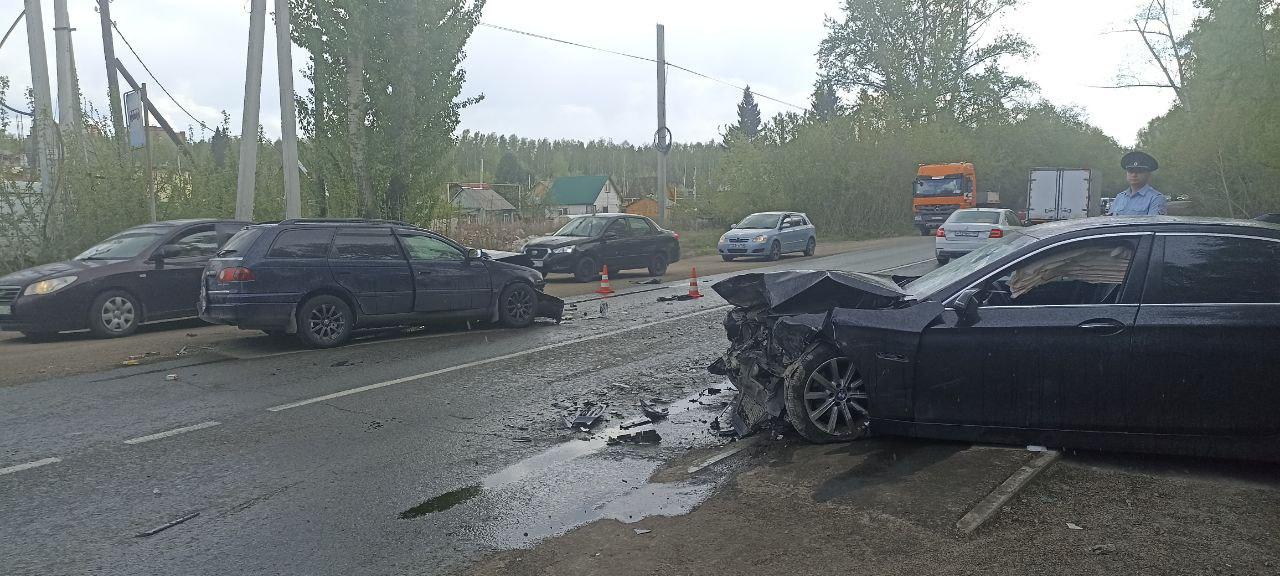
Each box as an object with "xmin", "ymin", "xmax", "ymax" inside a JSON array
[{"xmin": 234, "ymin": 0, "xmax": 267, "ymax": 221}]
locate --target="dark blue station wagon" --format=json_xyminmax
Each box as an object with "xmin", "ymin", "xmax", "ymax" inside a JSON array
[{"xmin": 200, "ymin": 219, "xmax": 562, "ymax": 347}]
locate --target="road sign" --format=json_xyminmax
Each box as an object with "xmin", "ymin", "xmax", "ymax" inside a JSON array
[{"xmin": 124, "ymin": 89, "xmax": 145, "ymax": 148}]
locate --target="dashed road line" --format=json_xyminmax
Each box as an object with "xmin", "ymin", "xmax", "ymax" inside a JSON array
[
  {"xmin": 0, "ymin": 457, "xmax": 61, "ymax": 476},
  {"xmin": 267, "ymin": 304, "xmax": 734, "ymax": 412},
  {"xmin": 124, "ymin": 421, "xmax": 221, "ymax": 445}
]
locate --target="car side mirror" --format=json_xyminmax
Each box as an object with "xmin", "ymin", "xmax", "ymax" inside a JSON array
[
  {"xmin": 152, "ymin": 245, "xmax": 179, "ymax": 268},
  {"xmin": 947, "ymin": 288, "xmax": 982, "ymax": 322},
  {"xmin": 729, "ymin": 224, "xmax": 738, "ymax": 229},
  {"xmin": 466, "ymin": 248, "xmax": 484, "ymax": 260},
  {"xmin": 603, "ymin": 232, "xmax": 619, "ymax": 241}
]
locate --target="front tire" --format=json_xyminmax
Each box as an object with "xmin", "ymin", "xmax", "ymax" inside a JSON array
[
  {"xmin": 498, "ymin": 283, "xmax": 537, "ymax": 328},
  {"xmin": 803, "ymin": 237, "xmax": 816, "ymax": 257},
  {"xmin": 297, "ymin": 295, "xmax": 353, "ymax": 348},
  {"xmin": 88, "ymin": 290, "xmax": 140, "ymax": 338},
  {"xmin": 573, "ymin": 256, "xmax": 600, "ymax": 283},
  {"xmin": 766, "ymin": 240, "xmax": 782, "ymax": 261},
  {"xmin": 647, "ymin": 252, "xmax": 669, "ymax": 276},
  {"xmin": 918, "ymin": 225, "xmax": 931, "ymax": 236},
  {"xmin": 936, "ymin": 255, "xmax": 950, "ymax": 264},
  {"xmin": 721, "ymin": 255, "xmax": 736, "ymax": 262},
  {"xmin": 783, "ymin": 343, "xmax": 869, "ymax": 443}
]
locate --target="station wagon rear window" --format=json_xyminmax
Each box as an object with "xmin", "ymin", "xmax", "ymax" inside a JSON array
[{"xmin": 267, "ymin": 229, "xmax": 335, "ymax": 259}]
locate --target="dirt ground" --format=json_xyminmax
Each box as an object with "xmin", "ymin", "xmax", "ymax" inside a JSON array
[
  {"xmin": 0, "ymin": 237, "xmax": 914, "ymax": 388},
  {"xmin": 460, "ymin": 437, "xmax": 1280, "ymax": 576}
]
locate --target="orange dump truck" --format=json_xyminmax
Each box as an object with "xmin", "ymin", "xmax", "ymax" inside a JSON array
[{"xmin": 913, "ymin": 162, "xmax": 992, "ymax": 236}]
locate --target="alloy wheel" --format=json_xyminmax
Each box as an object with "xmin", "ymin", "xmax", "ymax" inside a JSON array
[
  {"xmin": 803, "ymin": 356, "xmax": 868, "ymax": 436},
  {"xmin": 504, "ymin": 287, "xmax": 533, "ymax": 323},
  {"xmin": 308, "ymin": 303, "xmax": 346, "ymax": 343}
]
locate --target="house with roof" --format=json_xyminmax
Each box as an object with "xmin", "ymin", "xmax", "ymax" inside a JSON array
[
  {"xmin": 545, "ymin": 175, "xmax": 621, "ymax": 217},
  {"xmin": 452, "ymin": 185, "xmax": 518, "ymax": 224}
]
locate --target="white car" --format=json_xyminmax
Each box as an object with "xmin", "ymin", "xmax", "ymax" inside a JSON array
[{"xmin": 934, "ymin": 208, "xmax": 1024, "ymax": 264}]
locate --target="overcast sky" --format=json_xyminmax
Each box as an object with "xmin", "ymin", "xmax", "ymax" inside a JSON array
[{"xmin": 1, "ymin": 0, "xmax": 1196, "ymax": 148}]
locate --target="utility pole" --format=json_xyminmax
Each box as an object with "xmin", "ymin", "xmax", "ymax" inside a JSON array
[
  {"xmin": 235, "ymin": 0, "xmax": 267, "ymax": 221},
  {"xmin": 52, "ymin": 0, "xmax": 82, "ymax": 143},
  {"xmin": 655, "ymin": 24, "xmax": 669, "ymax": 227},
  {"xmin": 24, "ymin": 0, "xmax": 57, "ymax": 212},
  {"xmin": 274, "ymin": 0, "xmax": 301, "ymax": 219},
  {"xmin": 143, "ymin": 84, "xmax": 155, "ymax": 222},
  {"xmin": 97, "ymin": 0, "xmax": 125, "ymax": 150}
]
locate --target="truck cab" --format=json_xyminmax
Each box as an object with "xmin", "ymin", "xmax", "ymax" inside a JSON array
[{"xmin": 913, "ymin": 163, "xmax": 978, "ymax": 236}]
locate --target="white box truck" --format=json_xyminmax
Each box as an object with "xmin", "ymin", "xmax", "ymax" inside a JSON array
[{"xmin": 1026, "ymin": 168, "xmax": 1100, "ymax": 224}]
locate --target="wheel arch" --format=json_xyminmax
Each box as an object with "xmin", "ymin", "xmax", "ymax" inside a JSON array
[
  {"xmin": 488, "ymin": 278, "xmax": 534, "ymax": 323},
  {"xmin": 294, "ymin": 287, "xmax": 360, "ymax": 331}
]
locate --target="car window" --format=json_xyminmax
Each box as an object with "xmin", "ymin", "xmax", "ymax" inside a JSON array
[
  {"xmin": 400, "ymin": 235, "xmax": 465, "ymax": 261},
  {"xmin": 163, "ymin": 227, "xmax": 218, "ymax": 258},
  {"xmin": 605, "ymin": 219, "xmax": 627, "ymax": 236},
  {"xmin": 1005, "ymin": 211, "xmax": 1024, "ymax": 227},
  {"xmin": 627, "ymin": 218, "xmax": 653, "ymax": 235},
  {"xmin": 978, "ymin": 237, "xmax": 1139, "ymax": 307},
  {"xmin": 795, "ymin": 215, "xmax": 810, "ymax": 226},
  {"xmin": 75, "ymin": 229, "xmax": 169, "ymax": 260},
  {"xmin": 217, "ymin": 228, "xmax": 263, "ymax": 257},
  {"xmin": 267, "ymin": 229, "xmax": 335, "ymax": 259},
  {"xmin": 738, "ymin": 213, "xmax": 782, "ymax": 229},
  {"xmin": 949, "ymin": 211, "xmax": 1000, "ymax": 224},
  {"xmin": 332, "ymin": 232, "xmax": 404, "ymax": 261},
  {"xmin": 1150, "ymin": 235, "xmax": 1280, "ymax": 304}
]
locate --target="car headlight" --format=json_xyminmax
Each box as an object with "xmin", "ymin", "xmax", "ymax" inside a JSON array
[
  {"xmin": 752, "ymin": 235, "xmax": 768, "ymax": 243},
  {"xmin": 551, "ymin": 246, "xmax": 575, "ymax": 254},
  {"xmin": 24, "ymin": 276, "xmax": 77, "ymax": 296}
]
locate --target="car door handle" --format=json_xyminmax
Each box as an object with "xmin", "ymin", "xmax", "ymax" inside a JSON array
[
  {"xmin": 1077, "ymin": 319, "xmax": 1126, "ymax": 335},
  {"xmin": 417, "ymin": 270, "xmax": 431, "ymax": 276}
]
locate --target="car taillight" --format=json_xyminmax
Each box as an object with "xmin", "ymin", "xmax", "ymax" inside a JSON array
[
  {"xmin": 218, "ymin": 267, "xmax": 255, "ymax": 282},
  {"xmin": 989, "ymin": 228, "xmax": 1004, "ymax": 239},
  {"xmin": 935, "ymin": 227, "xmax": 946, "ymax": 238}
]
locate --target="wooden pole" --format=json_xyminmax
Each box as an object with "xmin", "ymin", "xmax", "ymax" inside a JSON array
[
  {"xmin": 98, "ymin": 0, "xmax": 126, "ymax": 149},
  {"xmin": 143, "ymin": 83, "xmax": 156, "ymax": 222}
]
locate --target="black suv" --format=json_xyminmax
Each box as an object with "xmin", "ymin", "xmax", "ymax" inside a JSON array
[
  {"xmin": 521, "ymin": 214, "xmax": 681, "ymax": 282},
  {"xmin": 199, "ymin": 219, "xmax": 562, "ymax": 347}
]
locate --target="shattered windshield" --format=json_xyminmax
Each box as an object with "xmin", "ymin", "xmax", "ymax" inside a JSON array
[
  {"xmin": 554, "ymin": 217, "xmax": 608, "ymax": 237},
  {"xmin": 914, "ymin": 177, "xmax": 965, "ymax": 197},
  {"xmin": 737, "ymin": 213, "xmax": 782, "ymax": 229},
  {"xmin": 906, "ymin": 233, "xmax": 1038, "ymax": 299},
  {"xmin": 74, "ymin": 230, "xmax": 167, "ymax": 260}
]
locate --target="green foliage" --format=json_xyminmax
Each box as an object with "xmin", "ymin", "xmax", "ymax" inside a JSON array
[
  {"xmin": 493, "ymin": 150, "xmax": 528, "ymax": 184},
  {"xmin": 1141, "ymin": 0, "xmax": 1280, "ymax": 217},
  {"xmin": 732, "ymin": 86, "xmax": 762, "ymax": 140},
  {"xmin": 819, "ymin": 0, "xmax": 1035, "ymax": 124}
]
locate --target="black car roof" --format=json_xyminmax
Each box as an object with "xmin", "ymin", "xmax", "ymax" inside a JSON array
[{"xmin": 1021, "ymin": 216, "xmax": 1280, "ymax": 240}]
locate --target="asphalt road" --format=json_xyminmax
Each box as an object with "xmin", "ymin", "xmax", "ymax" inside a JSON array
[{"xmin": 0, "ymin": 236, "xmax": 936, "ymax": 576}]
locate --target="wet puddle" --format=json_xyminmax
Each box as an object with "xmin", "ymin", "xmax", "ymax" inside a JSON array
[{"xmin": 398, "ymin": 384, "xmax": 737, "ymax": 547}]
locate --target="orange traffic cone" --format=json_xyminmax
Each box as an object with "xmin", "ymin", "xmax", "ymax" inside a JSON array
[
  {"xmin": 687, "ymin": 267, "xmax": 703, "ymax": 299},
  {"xmin": 595, "ymin": 264, "xmax": 615, "ymax": 295}
]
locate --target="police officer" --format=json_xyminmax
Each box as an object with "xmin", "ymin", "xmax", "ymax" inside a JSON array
[{"xmin": 1109, "ymin": 151, "xmax": 1168, "ymax": 216}]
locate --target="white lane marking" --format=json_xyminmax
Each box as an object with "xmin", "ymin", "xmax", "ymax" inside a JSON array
[
  {"xmin": 123, "ymin": 421, "xmax": 221, "ymax": 445},
  {"xmin": 267, "ymin": 305, "xmax": 734, "ymax": 412},
  {"xmin": 873, "ymin": 257, "xmax": 935, "ymax": 273},
  {"xmin": 0, "ymin": 457, "xmax": 61, "ymax": 476}
]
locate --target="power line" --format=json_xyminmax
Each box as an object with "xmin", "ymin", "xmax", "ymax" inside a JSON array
[
  {"xmin": 479, "ymin": 22, "xmax": 811, "ymax": 113},
  {"xmin": 110, "ymin": 19, "xmax": 215, "ymax": 131}
]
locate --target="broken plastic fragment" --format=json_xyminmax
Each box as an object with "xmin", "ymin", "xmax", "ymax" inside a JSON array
[{"xmin": 633, "ymin": 528, "xmax": 652, "ymax": 535}]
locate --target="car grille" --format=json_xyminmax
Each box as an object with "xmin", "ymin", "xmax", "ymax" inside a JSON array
[
  {"xmin": 727, "ymin": 237, "xmax": 750, "ymax": 243},
  {"xmin": 727, "ymin": 248, "xmax": 748, "ymax": 254},
  {"xmin": 525, "ymin": 247, "xmax": 549, "ymax": 259},
  {"xmin": 0, "ymin": 286, "xmax": 19, "ymax": 306}
]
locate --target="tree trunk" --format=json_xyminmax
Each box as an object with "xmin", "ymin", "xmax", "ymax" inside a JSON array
[{"xmin": 345, "ymin": 43, "xmax": 374, "ymax": 218}]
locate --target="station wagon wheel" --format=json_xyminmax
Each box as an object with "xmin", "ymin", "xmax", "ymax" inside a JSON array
[
  {"xmin": 766, "ymin": 240, "xmax": 782, "ymax": 261},
  {"xmin": 297, "ymin": 295, "xmax": 352, "ymax": 348},
  {"xmin": 804, "ymin": 237, "xmax": 816, "ymax": 257},
  {"xmin": 783, "ymin": 343, "xmax": 869, "ymax": 443},
  {"xmin": 88, "ymin": 290, "xmax": 140, "ymax": 338},
  {"xmin": 499, "ymin": 283, "xmax": 536, "ymax": 328}
]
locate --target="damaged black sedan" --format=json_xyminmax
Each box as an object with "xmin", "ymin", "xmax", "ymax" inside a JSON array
[{"xmin": 711, "ymin": 217, "xmax": 1280, "ymax": 461}]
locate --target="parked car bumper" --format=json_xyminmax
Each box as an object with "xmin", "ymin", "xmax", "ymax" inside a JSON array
[
  {"xmin": 529, "ymin": 252, "xmax": 578, "ymax": 273},
  {"xmin": 717, "ymin": 239, "xmax": 771, "ymax": 256},
  {"xmin": 935, "ymin": 237, "xmax": 991, "ymax": 257},
  {"xmin": 0, "ymin": 291, "xmax": 87, "ymax": 333},
  {"xmin": 200, "ymin": 292, "xmax": 297, "ymax": 330}
]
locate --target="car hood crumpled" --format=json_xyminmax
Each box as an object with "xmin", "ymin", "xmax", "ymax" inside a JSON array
[{"xmin": 711, "ymin": 269, "xmax": 909, "ymax": 314}]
